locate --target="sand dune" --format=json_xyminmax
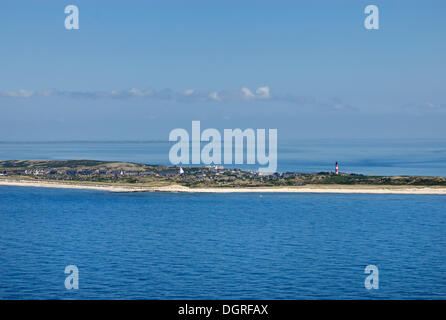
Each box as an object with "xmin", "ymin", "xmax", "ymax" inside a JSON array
[{"xmin": 1, "ymin": 179, "xmax": 446, "ymax": 194}]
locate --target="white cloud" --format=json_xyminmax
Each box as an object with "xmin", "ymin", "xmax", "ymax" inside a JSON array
[
  {"xmin": 256, "ymin": 86, "xmax": 270, "ymax": 99},
  {"xmin": 1, "ymin": 89, "xmax": 35, "ymax": 98},
  {"xmin": 129, "ymin": 88, "xmax": 144, "ymax": 96},
  {"xmin": 129, "ymin": 88, "xmax": 153, "ymax": 97},
  {"xmin": 241, "ymin": 86, "xmax": 271, "ymax": 100},
  {"xmin": 402, "ymin": 101, "xmax": 445, "ymax": 113},
  {"xmin": 241, "ymin": 87, "xmax": 255, "ymax": 99},
  {"xmin": 0, "ymin": 86, "xmax": 361, "ymax": 113},
  {"xmin": 40, "ymin": 90, "xmax": 54, "ymax": 97},
  {"xmin": 183, "ymin": 89, "xmax": 195, "ymax": 96},
  {"xmin": 209, "ymin": 91, "xmax": 220, "ymax": 101}
]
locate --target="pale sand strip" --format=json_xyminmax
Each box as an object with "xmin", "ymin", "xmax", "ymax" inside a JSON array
[{"xmin": 1, "ymin": 179, "xmax": 446, "ymax": 194}]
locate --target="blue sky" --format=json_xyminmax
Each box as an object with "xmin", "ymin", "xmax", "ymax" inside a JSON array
[{"xmin": 0, "ymin": 0, "xmax": 445, "ymax": 140}]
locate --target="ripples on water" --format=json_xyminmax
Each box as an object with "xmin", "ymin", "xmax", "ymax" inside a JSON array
[{"xmin": 0, "ymin": 186, "xmax": 445, "ymax": 299}]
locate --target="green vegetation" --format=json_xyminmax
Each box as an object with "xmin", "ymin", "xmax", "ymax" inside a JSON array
[{"xmin": 1, "ymin": 160, "xmax": 446, "ymax": 188}]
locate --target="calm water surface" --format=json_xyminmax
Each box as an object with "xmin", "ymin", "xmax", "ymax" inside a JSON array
[{"xmin": 0, "ymin": 186, "xmax": 445, "ymax": 299}]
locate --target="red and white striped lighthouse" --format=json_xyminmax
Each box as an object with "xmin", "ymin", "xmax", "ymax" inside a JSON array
[{"xmin": 335, "ymin": 162, "xmax": 339, "ymax": 175}]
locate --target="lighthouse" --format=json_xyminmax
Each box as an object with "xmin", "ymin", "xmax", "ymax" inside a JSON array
[{"xmin": 335, "ymin": 162, "xmax": 339, "ymax": 175}]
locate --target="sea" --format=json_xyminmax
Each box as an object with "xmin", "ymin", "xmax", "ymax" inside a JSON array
[{"xmin": 0, "ymin": 139, "xmax": 445, "ymax": 299}]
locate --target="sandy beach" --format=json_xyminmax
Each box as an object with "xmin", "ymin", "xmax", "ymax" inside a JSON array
[{"xmin": 1, "ymin": 178, "xmax": 446, "ymax": 194}]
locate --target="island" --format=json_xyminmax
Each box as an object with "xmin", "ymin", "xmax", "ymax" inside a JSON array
[{"xmin": 1, "ymin": 160, "xmax": 446, "ymax": 194}]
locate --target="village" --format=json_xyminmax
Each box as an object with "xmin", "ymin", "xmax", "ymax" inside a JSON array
[{"xmin": 0, "ymin": 160, "xmax": 305, "ymax": 187}]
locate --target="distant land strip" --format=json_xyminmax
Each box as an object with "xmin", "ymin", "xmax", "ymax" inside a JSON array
[{"xmin": 1, "ymin": 160, "xmax": 446, "ymax": 194}]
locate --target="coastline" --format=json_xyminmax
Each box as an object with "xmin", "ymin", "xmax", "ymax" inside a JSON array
[{"xmin": 1, "ymin": 178, "xmax": 446, "ymax": 194}]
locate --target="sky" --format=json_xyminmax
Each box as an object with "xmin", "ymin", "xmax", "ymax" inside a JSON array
[{"xmin": 0, "ymin": 0, "xmax": 445, "ymax": 141}]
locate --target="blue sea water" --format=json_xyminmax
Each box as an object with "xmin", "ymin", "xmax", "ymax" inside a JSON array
[
  {"xmin": 1, "ymin": 140, "xmax": 446, "ymax": 299},
  {"xmin": 0, "ymin": 186, "xmax": 445, "ymax": 300}
]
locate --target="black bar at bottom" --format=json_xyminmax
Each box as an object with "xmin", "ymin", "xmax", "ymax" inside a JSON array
[{"xmin": 0, "ymin": 300, "xmax": 444, "ymax": 318}]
